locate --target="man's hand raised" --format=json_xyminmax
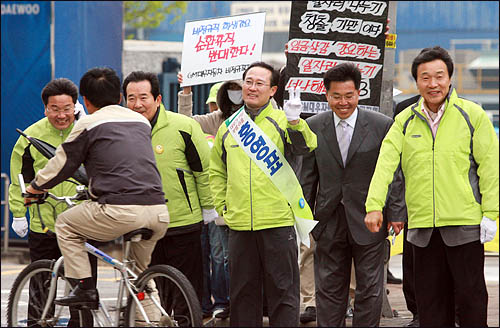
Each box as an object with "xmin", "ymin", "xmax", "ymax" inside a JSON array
[{"xmin": 284, "ymin": 87, "xmax": 302, "ymax": 125}]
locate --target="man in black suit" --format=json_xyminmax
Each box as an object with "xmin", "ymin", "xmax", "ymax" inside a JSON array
[{"xmin": 300, "ymin": 63, "xmax": 405, "ymax": 326}]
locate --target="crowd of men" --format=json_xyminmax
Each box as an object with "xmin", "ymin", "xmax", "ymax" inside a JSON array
[{"xmin": 10, "ymin": 45, "xmax": 498, "ymax": 327}]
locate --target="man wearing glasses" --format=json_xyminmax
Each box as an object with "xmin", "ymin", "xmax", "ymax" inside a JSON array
[
  {"xmin": 8, "ymin": 78, "xmax": 96, "ymax": 326},
  {"xmin": 210, "ymin": 61, "xmax": 317, "ymax": 326}
]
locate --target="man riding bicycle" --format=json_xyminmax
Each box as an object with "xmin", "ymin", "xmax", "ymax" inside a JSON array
[
  {"xmin": 24, "ymin": 67, "xmax": 169, "ymax": 309},
  {"xmin": 10, "ymin": 77, "xmax": 97, "ymax": 326}
]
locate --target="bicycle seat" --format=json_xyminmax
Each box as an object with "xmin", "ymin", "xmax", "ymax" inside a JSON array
[{"xmin": 123, "ymin": 228, "xmax": 153, "ymax": 242}]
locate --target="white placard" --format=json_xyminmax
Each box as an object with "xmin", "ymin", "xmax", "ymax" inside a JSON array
[{"xmin": 181, "ymin": 12, "xmax": 266, "ymax": 87}]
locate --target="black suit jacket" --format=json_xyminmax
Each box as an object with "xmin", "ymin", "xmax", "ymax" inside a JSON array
[{"xmin": 300, "ymin": 109, "xmax": 405, "ymax": 245}]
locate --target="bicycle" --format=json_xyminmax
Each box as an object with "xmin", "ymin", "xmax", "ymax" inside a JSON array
[{"xmin": 7, "ymin": 174, "xmax": 203, "ymax": 327}]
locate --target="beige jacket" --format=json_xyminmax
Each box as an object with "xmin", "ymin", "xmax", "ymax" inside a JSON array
[{"xmin": 178, "ymin": 91, "xmax": 224, "ymax": 136}]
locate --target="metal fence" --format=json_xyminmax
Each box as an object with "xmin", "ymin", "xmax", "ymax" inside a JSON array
[{"xmin": 1, "ymin": 173, "xmax": 10, "ymax": 253}]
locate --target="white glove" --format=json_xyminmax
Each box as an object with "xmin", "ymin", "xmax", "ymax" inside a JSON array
[
  {"xmin": 284, "ymin": 88, "xmax": 302, "ymax": 121},
  {"xmin": 12, "ymin": 217, "xmax": 29, "ymax": 238},
  {"xmin": 480, "ymin": 216, "xmax": 497, "ymax": 244},
  {"xmin": 74, "ymin": 100, "xmax": 86, "ymax": 119},
  {"xmin": 202, "ymin": 208, "xmax": 218, "ymax": 225}
]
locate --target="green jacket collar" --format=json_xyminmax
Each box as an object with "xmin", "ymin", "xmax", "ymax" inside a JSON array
[
  {"xmin": 245, "ymin": 100, "xmax": 272, "ymax": 121},
  {"xmin": 412, "ymin": 87, "xmax": 457, "ymax": 119},
  {"xmin": 43, "ymin": 117, "xmax": 74, "ymax": 138},
  {"xmin": 150, "ymin": 105, "xmax": 161, "ymax": 129},
  {"xmin": 245, "ymin": 100, "xmax": 274, "ymax": 123},
  {"xmin": 152, "ymin": 104, "xmax": 169, "ymax": 134}
]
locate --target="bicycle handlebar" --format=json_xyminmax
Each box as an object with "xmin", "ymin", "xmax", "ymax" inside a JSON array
[{"xmin": 18, "ymin": 173, "xmax": 88, "ymax": 208}]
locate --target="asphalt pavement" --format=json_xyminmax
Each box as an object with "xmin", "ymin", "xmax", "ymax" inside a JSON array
[{"xmin": 1, "ymin": 245, "xmax": 498, "ymax": 327}]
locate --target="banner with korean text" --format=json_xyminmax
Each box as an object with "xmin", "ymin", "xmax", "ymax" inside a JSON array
[
  {"xmin": 181, "ymin": 12, "xmax": 266, "ymax": 87},
  {"xmin": 226, "ymin": 107, "xmax": 317, "ymax": 247},
  {"xmin": 286, "ymin": 1, "xmax": 388, "ymax": 115}
]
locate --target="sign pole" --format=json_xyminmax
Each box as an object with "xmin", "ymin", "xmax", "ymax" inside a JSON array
[{"xmin": 380, "ymin": 1, "xmax": 398, "ymax": 117}]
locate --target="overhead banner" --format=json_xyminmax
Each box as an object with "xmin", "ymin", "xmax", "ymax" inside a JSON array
[
  {"xmin": 181, "ymin": 12, "xmax": 266, "ymax": 87},
  {"xmin": 286, "ymin": 1, "xmax": 388, "ymax": 115}
]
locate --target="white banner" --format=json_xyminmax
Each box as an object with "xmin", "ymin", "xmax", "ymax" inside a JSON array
[
  {"xmin": 181, "ymin": 12, "xmax": 266, "ymax": 87},
  {"xmin": 226, "ymin": 108, "xmax": 317, "ymax": 247}
]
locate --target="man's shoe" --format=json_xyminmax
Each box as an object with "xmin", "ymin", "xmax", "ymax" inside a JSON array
[
  {"xmin": 54, "ymin": 286, "xmax": 99, "ymax": 309},
  {"xmin": 214, "ymin": 307, "xmax": 230, "ymax": 319},
  {"xmin": 202, "ymin": 311, "xmax": 213, "ymax": 319},
  {"xmin": 406, "ymin": 315, "xmax": 419, "ymax": 327},
  {"xmin": 387, "ymin": 269, "xmax": 402, "ymax": 284},
  {"xmin": 345, "ymin": 305, "xmax": 353, "ymax": 318},
  {"xmin": 300, "ymin": 306, "xmax": 316, "ymax": 323}
]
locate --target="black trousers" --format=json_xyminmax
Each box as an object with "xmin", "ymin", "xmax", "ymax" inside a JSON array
[
  {"xmin": 28, "ymin": 231, "xmax": 98, "ymax": 327},
  {"xmin": 314, "ymin": 204, "xmax": 384, "ymax": 327},
  {"xmin": 413, "ymin": 229, "xmax": 488, "ymax": 327},
  {"xmin": 149, "ymin": 228, "xmax": 203, "ymax": 325},
  {"xmin": 402, "ymin": 223, "xmax": 418, "ymax": 317},
  {"xmin": 229, "ymin": 226, "xmax": 300, "ymax": 327}
]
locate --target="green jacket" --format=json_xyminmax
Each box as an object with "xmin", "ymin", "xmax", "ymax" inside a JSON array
[
  {"xmin": 9, "ymin": 118, "xmax": 77, "ymax": 233},
  {"xmin": 210, "ymin": 102, "xmax": 317, "ymax": 231},
  {"xmin": 152, "ymin": 106, "xmax": 212, "ymax": 229},
  {"xmin": 366, "ymin": 89, "xmax": 499, "ymax": 228}
]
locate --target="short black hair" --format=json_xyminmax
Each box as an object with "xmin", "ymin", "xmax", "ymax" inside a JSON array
[
  {"xmin": 41, "ymin": 78, "xmax": 78, "ymax": 106},
  {"xmin": 122, "ymin": 71, "xmax": 161, "ymax": 100},
  {"xmin": 323, "ymin": 63, "xmax": 361, "ymax": 91},
  {"xmin": 242, "ymin": 61, "xmax": 279, "ymax": 87},
  {"xmin": 411, "ymin": 46, "xmax": 454, "ymax": 81},
  {"xmin": 79, "ymin": 67, "xmax": 121, "ymax": 108}
]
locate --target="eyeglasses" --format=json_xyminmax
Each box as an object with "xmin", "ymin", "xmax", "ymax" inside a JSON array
[
  {"xmin": 327, "ymin": 94, "xmax": 355, "ymax": 102},
  {"xmin": 243, "ymin": 79, "xmax": 270, "ymax": 89},
  {"xmin": 46, "ymin": 106, "xmax": 74, "ymax": 115}
]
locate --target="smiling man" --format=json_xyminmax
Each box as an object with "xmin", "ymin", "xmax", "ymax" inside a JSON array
[
  {"xmin": 123, "ymin": 71, "xmax": 215, "ymax": 324},
  {"xmin": 299, "ymin": 63, "xmax": 405, "ymax": 327},
  {"xmin": 210, "ymin": 61, "xmax": 317, "ymax": 326},
  {"xmin": 365, "ymin": 46, "xmax": 499, "ymax": 326},
  {"xmin": 8, "ymin": 78, "xmax": 97, "ymax": 326}
]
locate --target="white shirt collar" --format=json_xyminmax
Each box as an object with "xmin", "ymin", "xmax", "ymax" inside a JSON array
[{"xmin": 333, "ymin": 107, "xmax": 358, "ymax": 129}]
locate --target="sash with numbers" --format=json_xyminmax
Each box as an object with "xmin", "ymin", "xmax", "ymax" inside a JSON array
[{"xmin": 226, "ymin": 107, "xmax": 317, "ymax": 247}]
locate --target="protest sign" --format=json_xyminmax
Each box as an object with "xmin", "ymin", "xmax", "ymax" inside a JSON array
[
  {"xmin": 181, "ymin": 12, "xmax": 266, "ymax": 87},
  {"xmin": 286, "ymin": 1, "xmax": 389, "ymax": 115}
]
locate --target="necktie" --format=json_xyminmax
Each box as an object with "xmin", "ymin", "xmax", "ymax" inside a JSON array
[{"xmin": 338, "ymin": 120, "xmax": 350, "ymax": 166}]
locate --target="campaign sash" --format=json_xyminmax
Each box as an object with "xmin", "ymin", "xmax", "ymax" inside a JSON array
[{"xmin": 226, "ymin": 107, "xmax": 317, "ymax": 247}]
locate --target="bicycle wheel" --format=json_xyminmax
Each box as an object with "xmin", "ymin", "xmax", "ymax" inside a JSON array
[
  {"xmin": 7, "ymin": 259, "xmax": 92, "ymax": 327},
  {"xmin": 124, "ymin": 264, "xmax": 202, "ymax": 327}
]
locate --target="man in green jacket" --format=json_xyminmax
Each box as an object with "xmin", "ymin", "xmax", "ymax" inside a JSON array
[
  {"xmin": 364, "ymin": 46, "xmax": 499, "ymax": 327},
  {"xmin": 9, "ymin": 78, "xmax": 96, "ymax": 326},
  {"xmin": 210, "ymin": 61, "xmax": 317, "ymax": 326},
  {"xmin": 123, "ymin": 71, "xmax": 215, "ymax": 320}
]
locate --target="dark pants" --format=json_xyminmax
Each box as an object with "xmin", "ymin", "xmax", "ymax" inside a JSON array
[
  {"xmin": 229, "ymin": 226, "xmax": 300, "ymax": 327},
  {"xmin": 402, "ymin": 223, "xmax": 418, "ymax": 317},
  {"xmin": 201, "ymin": 222, "xmax": 229, "ymax": 313},
  {"xmin": 201, "ymin": 224, "xmax": 213, "ymax": 313},
  {"xmin": 28, "ymin": 231, "xmax": 98, "ymax": 327},
  {"xmin": 314, "ymin": 204, "xmax": 384, "ymax": 327},
  {"xmin": 149, "ymin": 228, "xmax": 203, "ymax": 323},
  {"xmin": 413, "ymin": 230, "xmax": 488, "ymax": 327},
  {"xmin": 219, "ymin": 225, "xmax": 230, "ymax": 300}
]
